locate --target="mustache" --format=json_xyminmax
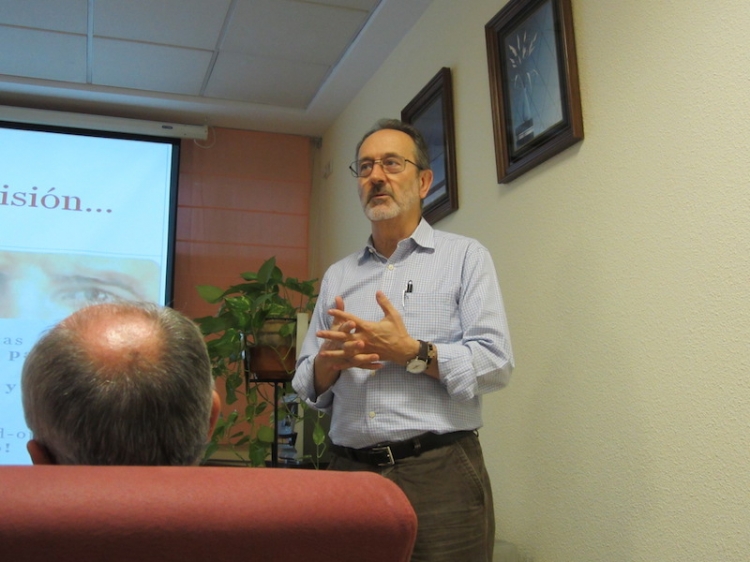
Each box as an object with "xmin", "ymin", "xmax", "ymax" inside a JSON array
[{"xmin": 366, "ymin": 184, "xmax": 392, "ymax": 202}]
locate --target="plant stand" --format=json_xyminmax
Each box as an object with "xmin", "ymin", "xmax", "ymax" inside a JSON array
[{"xmin": 246, "ymin": 376, "xmax": 287, "ymax": 467}]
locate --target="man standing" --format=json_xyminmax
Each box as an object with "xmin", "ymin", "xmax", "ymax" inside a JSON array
[
  {"xmin": 22, "ymin": 302, "xmax": 220, "ymax": 465},
  {"xmin": 293, "ymin": 119, "xmax": 514, "ymax": 561}
]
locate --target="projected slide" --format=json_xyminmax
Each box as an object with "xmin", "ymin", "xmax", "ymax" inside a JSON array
[{"xmin": 0, "ymin": 123, "xmax": 178, "ymax": 464}]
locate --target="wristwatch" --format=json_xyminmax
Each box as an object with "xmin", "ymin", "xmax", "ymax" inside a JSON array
[{"xmin": 405, "ymin": 340, "xmax": 435, "ymax": 374}]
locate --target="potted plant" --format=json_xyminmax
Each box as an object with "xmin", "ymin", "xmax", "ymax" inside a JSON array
[{"xmin": 194, "ymin": 257, "xmax": 326, "ymax": 467}]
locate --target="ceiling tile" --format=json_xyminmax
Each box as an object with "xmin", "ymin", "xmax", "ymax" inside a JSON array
[
  {"xmin": 93, "ymin": 38, "xmax": 212, "ymax": 96},
  {"xmin": 94, "ymin": 0, "xmax": 232, "ymax": 50},
  {"xmin": 0, "ymin": 26, "xmax": 86, "ymax": 82},
  {"xmin": 205, "ymin": 50, "xmax": 328, "ymax": 107},
  {"xmin": 0, "ymin": 0, "xmax": 88, "ymax": 34},
  {"xmin": 224, "ymin": 0, "xmax": 369, "ymax": 65}
]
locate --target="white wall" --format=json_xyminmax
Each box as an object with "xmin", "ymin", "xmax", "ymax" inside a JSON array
[{"xmin": 310, "ymin": 1, "xmax": 750, "ymax": 560}]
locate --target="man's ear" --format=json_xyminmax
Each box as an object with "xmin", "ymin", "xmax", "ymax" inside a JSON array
[
  {"xmin": 418, "ymin": 168, "xmax": 434, "ymax": 200},
  {"xmin": 27, "ymin": 439, "xmax": 54, "ymax": 465},
  {"xmin": 208, "ymin": 390, "xmax": 221, "ymax": 438}
]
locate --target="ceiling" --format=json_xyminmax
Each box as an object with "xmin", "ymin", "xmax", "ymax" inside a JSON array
[{"xmin": 0, "ymin": 0, "xmax": 433, "ymax": 137}]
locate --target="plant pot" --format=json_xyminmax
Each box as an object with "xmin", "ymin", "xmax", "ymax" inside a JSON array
[
  {"xmin": 247, "ymin": 318, "xmax": 296, "ymax": 380},
  {"xmin": 247, "ymin": 346, "xmax": 296, "ymax": 380}
]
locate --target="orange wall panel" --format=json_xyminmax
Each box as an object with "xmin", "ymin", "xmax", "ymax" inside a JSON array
[{"xmin": 173, "ymin": 127, "xmax": 312, "ymax": 321}]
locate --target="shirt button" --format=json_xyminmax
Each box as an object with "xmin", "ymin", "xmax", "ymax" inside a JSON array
[
  {"xmin": 368, "ymin": 411, "xmax": 376, "ymax": 418},
  {"xmin": 388, "ymin": 264, "xmax": 394, "ymax": 270}
]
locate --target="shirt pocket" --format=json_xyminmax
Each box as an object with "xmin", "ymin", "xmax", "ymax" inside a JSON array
[{"xmin": 402, "ymin": 291, "xmax": 456, "ymax": 342}]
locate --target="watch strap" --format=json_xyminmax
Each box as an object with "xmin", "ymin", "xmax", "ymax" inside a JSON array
[{"xmin": 425, "ymin": 341, "xmax": 436, "ymax": 366}]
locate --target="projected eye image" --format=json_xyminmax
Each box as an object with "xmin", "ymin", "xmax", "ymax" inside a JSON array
[{"xmin": 0, "ymin": 251, "xmax": 160, "ymax": 321}]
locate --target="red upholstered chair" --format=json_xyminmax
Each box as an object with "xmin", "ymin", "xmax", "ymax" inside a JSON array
[{"xmin": 0, "ymin": 465, "xmax": 417, "ymax": 562}]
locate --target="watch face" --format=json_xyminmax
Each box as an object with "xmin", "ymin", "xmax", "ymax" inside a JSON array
[{"xmin": 406, "ymin": 358, "xmax": 428, "ymax": 374}]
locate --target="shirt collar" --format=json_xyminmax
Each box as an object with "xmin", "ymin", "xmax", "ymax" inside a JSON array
[
  {"xmin": 410, "ymin": 218, "xmax": 435, "ymax": 250},
  {"xmin": 360, "ymin": 218, "xmax": 435, "ymax": 263}
]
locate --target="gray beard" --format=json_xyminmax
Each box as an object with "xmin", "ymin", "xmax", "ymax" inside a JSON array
[{"xmin": 364, "ymin": 201, "xmax": 400, "ymax": 221}]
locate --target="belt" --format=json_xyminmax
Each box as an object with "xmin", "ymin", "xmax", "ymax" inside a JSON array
[{"xmin": 330, "ymin": 430, "xmax": 475, "ymax": 467}]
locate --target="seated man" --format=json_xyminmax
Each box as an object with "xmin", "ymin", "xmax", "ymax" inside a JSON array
[{"xmin": 21, "ymin": 302, "xmax": 220, "ymax": 465}]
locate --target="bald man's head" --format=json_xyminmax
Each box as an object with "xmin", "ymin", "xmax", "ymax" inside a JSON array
[
  {"xmin": 22, "ymin": 302, "xmax": 218, "ymax": 465},
  {"xmin": 62, "ymin": 303, "xmax": 163, "ymax": 373}
]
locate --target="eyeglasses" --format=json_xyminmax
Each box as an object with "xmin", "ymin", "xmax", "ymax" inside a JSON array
[{"xmin": 349, "ymin": 155, "xmax": 421, "ymax": 178}]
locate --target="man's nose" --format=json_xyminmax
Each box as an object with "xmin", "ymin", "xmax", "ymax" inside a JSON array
[{"xmin": 368, "ymin": 161, "xmax": 388, "ymax": 182}]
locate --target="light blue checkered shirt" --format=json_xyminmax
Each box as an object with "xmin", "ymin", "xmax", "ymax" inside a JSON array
[{"xmin": 293, "ymin": 219, "xmax": 514, "ymax": 448}]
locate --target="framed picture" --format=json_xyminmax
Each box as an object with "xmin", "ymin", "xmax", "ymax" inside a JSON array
[
  {"xmin": 401, "ymin": 67, "xmax": 458, "ymax": 224},
  {"xmin": 485, "ymin": 0, "xmax": 583, "ymax": 183}
]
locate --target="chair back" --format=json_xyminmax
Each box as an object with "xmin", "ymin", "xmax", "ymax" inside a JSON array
[{"xmin": 0, "ymin": 465, "xmax": 417, "ymax": 562}]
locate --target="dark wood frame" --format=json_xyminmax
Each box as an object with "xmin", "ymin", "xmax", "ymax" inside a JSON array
[
  {"xmin": 401, "ymin": 67, "xmax": 458, "ymax": 224},
  {"xmin": 485, "ymin": 0, "xmax": 583, "ymax": 183}
]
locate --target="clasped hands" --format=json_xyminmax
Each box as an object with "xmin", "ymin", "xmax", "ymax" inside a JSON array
[{"xmin": 316, "ymin": 290, "xmax": 417, "ymax": 373}]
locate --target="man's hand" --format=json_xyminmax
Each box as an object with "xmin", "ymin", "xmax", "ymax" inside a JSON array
[
  {"xmin": 313, "ymin": 296, "xmax": 382, "ymax": 395},
  {"xmin": 326, "ymin": 291, "xmax": 419, "ymax": 366}
]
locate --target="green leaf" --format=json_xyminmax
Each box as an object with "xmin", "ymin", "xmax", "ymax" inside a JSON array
[
  {"xmin": 207, "ymin": 329, "xmax": 242, "ymax": 358},
  {"xmin": 244, "ymin": 403, "xmax": 256, "ymax": 419},
  {"xmin": 196, "ymin": 284, "xmax": 226, "ymax": 304},
  {"xmin": 278, "ymin": 321, "xmax": 296, "ymax": 338},
  {"xmin": 247, "ymin": 384, "xmax": 259, "ymax": 397},
  {"xmin": 203, "ymin": 441, "xmax": 218, "ymax": 460},
  {"xmin": 224, "ymin": 375, "xmax": 240, "ymax": 405},
  {"xmin": 194, "ymin": 315, "xmax": 228, "ymax": 335},
  {"xmin": 251, "ymin": 293, "xmax": 274, "ymax": 312},
  {"xmin": 256, "ymin": 425, "xmax": 275, "ymax": 443},
  {"xmin": 257, "ymin": 257, "xmax": 277, "ymax": 285},
  {"xmin": 312, "ymin": 422, "xmax": 327, "ymax": 446},
  {"xmin": 211, "ymin": 420, "xmax": 226, "ymax": 440},
  {"xmin": 249, "ymin": 441, "xmax": 270, "ymax": 467}
]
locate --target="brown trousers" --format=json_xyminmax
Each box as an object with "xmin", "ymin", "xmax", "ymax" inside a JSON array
[{"xmin": 328, "ymin": 433, "xmax": 495, "ymax": 562}]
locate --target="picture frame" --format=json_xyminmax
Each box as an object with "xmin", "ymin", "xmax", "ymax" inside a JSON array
[
  {"xmin": 401, "ymin": 67, "xmax": 458, "ymax": 224},
  {"xmin": 485, "ymin": 0, "xmax": 583, "ymax": 183}
]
